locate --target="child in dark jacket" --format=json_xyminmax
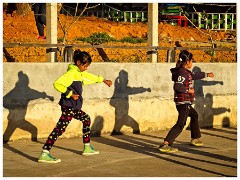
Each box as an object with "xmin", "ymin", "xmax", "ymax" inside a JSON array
[
  {"xmin": 38, "ymin": 49, "xmax": 112, "ymax": 163},
  {"xmin": 159, "ymin": 50, "xmax": 214, "ymax": 153}
]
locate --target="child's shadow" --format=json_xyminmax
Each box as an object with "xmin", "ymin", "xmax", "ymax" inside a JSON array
[
  {"xmin": 3, "ymin": 71, "xmax": 54, "ymax": 143},
  {"xmin": 91, "ymin": 116, "xmax": 104, "ymax": 137},
  {"xmin": 109, "ymin": 70, "xmax": 151, "ymax": 135},
  {"xmin": 203, "ymin": 93, "xmax": 231, "ymax": 128},
  {"xmin": 192, "ymin": 66, "xmax": 224, "ymax": 128}
]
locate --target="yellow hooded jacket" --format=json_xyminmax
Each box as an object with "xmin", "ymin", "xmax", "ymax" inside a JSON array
[{"xmin": 53, "ymin": 64, "xmax": 104, "ymax": 110}]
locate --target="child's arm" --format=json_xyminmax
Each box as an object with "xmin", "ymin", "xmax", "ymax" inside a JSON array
[
  {"xmin": 191, "ymin": 71, "xmax": 205, "ymax": 80},
  {"xmin": 81, "ymin": 71, "xmax": 104, "ymax": 85},
  {"xmin": 81, "ymin": 71, "xmax": 112, "ymax": 86},
  {"xmin": 53, "ymin": 71, "xmax": 75, "ymax": 98},
  {"xmin": 192, "ymin": 72, "xmax": 214, "ymax": 80}
]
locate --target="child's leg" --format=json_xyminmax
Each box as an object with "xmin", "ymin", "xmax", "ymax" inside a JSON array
[
  {"xmin": 164, "ymin": 104, "xmax": 189, "ymax": 145},
  {"xmin": 74, "ymin": 110, "xmax": 91, "ymax": 143},
  {"xmin": 74, "ymin": 110, "xmax": 99, "ymax": 155},
  {"xmin": 188, "ymin": 106, "xmax": 201, "ymax": 139},
  {"xmin": 42, "ymin": 106, "xmax": 74, "ymax": 151}
]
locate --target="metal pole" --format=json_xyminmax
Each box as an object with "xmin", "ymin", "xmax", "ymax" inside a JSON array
[
  {"xmin": 46, "ymin": 3, "xmax": 58, "ymax": 62},
  {"xmin": 147, "ymin": 3, "xmax": 158, "ymax": 63}
]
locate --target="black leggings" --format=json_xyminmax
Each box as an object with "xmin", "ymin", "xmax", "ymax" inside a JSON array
[
  {"xmin": 164, "ymin": 104, "xmax": 201, "ymax": 146},
  {"xmin": 42, "ymin": 106, "xmax": 91, "ymax": 151},
  {"xmin": 34, "ymin": 3, "xmax": 46, "ymax": 36}
]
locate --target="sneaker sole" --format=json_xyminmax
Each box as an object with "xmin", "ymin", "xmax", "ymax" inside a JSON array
[
  {"xmin": 38, "ymin": 159, "xmax": 61, "ymax": 163},
  {"xmin": 190, "ymin": 143, "xmax": 203, "ymax": 147},
  {"xmin": 82, "ymin": 152, "xmax": 99, "ymax": 156},
  {"xmin": 159, "ymin": 149, "xmax": 178, "ymax": 153}
]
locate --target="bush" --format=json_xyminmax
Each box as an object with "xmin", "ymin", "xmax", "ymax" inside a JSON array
[
  {"xmin": 119, "ymin": 37, "xmax": 147, "ymax": 44},
  {"xmin": 75, "ymin": 33, "xmax": 146, "ymax": 45},
  {"xmin": 75, "ymin": 32, "xmax": 116, "ymax": 45}
]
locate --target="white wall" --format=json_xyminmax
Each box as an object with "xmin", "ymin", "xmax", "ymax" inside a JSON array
[{"xmin": 3, "ymin": 63, "xmax": 237, "ymax": 141}]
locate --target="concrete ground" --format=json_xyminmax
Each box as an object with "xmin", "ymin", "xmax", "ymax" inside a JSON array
[{"xmin": 2, "ymin": 127, "xmax": 237, "ymax": 177}]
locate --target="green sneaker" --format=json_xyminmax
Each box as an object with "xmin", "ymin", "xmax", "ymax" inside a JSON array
[
  {"xmin": 190, "ymin": 139, "xmax": 203, "ymax": 146},
  {"xmin": 38, "ymin": 150, "xmax": 61, "ymax": 163},
  {"xmin": 159, "ymin": 144, "xmax": 178, "ymax": 153},
  {"xmin": 82, "ymin": 144, "xmax": 99, "ymax": 156}
]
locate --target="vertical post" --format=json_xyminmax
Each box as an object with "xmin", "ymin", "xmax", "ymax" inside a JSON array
[
  {"xmin": 224, "ymin": 13, "xmax": 228, "ymax": 32},
  {"xmin": 147, "ymin": 3, "xmax": 158, "ymax": 63},
  {"xmin": 218, "ymin": 14, "xmax": 221, "ymax": 30},
  {"xmin": 167, "ymin": 48, "xmax": 176, "ymax": 63},
  {"xmin": 211, "ymin": 14, "xmax": 214, "ymax": 29},
  {"xmin": 198, "ymin": 14, "xmax": 201, "ymax": 28},
  {"xmin": 130, "ymin": 12, "xmax": 132, "ymax": 22},
  {"xmin": 46, "ymin": 3, "xmax": 58, "ymax": 62},
  {"xmin": 64, "ymin": 46, "xmax": 73, "ymax": 62},
  {"xmin": 232, "ymin": 14, "xmax": 234, "ymax": 30}
]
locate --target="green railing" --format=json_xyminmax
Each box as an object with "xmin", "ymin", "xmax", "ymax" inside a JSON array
[
  {"xmin": 190, "ymin": 13, "xmax": 236, "ymax": 31},
  {"xmin": 78, "ymin": 6, "xmax": 237, "ymax": 31},
  {"xmin": 61, "ymin": 4, "xmax": 236, "ymax": 31},
  {"xmin": 83, "ymin": 10, "xmax": 148, "ymax": 22}
]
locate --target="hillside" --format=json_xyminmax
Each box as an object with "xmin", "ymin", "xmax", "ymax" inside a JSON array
[{"xmin": 3, "ymin": 11, "xmax": 237, "ymax": 62}]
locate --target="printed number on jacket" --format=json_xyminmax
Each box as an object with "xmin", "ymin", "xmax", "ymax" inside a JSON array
[{"xmin": 177, "ymin": 76, "xmax": 185, "ymax": 84}]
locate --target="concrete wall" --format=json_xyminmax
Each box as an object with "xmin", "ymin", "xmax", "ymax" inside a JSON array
[{"xmin": 3, "ymin": 63, "xmax": 237, "ymax": 141}]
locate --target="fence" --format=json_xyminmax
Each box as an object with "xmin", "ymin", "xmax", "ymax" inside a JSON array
[
  {"xmin": 3, "ymin": 42, "xmax": 237, "ymax": 63},
  {"xmin": 59, "ymin": 4, "xmax": 236, "ymax": 30},
  {"xmin": 83, "ymin": 10, "xmax": 236, "ymax": 31},
  {"xmin": 190, "ymin": 13, "xmax": 236, "ymax": 31}
]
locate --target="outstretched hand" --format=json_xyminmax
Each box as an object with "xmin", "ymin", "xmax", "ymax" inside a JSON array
[
  {"xmin": 207, "ymin": 72, "xmax": 214, "ymax": 78},
  {"xmin": 103, "ymin": 80, "xmax": 112, "ymax": 87}
]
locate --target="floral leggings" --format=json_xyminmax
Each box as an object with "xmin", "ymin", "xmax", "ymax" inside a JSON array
[{"xmin": 42, "ymin": 106, "xmax": 91, "ymax": 151}]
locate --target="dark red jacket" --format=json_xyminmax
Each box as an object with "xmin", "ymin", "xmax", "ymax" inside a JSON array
[{"xmin": 170, "ymin": 67, "xmax": 205, "ymax": 104}]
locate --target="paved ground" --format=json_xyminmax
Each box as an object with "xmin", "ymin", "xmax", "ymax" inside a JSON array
[{"xmin": 2, "ymin": 127, "xmax": 237, "ymax": 177}]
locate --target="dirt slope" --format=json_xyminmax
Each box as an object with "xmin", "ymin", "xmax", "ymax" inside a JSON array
[{"xmin": 3, "ymin": 11, "xmax": 236, "ymax": 62}]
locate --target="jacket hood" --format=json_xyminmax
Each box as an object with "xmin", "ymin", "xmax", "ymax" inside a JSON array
[
  {"xmin": 170, "ymin": 67, "xmax": 184, "ymax": 81},
  {"xmin": 67, "ymin": 64, "xmax": 80, "ymax": 72}
]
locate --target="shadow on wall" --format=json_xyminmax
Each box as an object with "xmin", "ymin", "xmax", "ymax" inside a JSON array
[
  {"xmin": 109, "ymin": 70, "xmax": 151, "ymax": 135},
  {"xmin": 192, "ymin": 66, "xmax": 228, "ymax": 128},
  {"xmin": 202, "ymin": 93, "xmax": 231, "ymax": 128},
  {"xmin": 3, "ymin": 71, "xmax": 54, "ymax": 143},
  {"xmin": 91, "ymin": 116, "xmax": 104, "ymax": 137}
]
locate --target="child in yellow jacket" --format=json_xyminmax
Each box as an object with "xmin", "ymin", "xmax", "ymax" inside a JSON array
[{"xmin": 38, "ymin": 49, "xmax": 112, "ymax": 163}]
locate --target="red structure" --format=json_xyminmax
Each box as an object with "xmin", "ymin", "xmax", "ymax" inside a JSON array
[{"xmin": 159, "ymin": 15, "xmax": 188, "ymax": 27}]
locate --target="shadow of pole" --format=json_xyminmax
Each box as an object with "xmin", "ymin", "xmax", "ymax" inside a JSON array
[
  {"xmin": 3, "ymin": 47, "xmax": 15, "ymax": 62},
  {"xmin": 96, "ymin": 48, "xmax": 110, "ymax": 62}
]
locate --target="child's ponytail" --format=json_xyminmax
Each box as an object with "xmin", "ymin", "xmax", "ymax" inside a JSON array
[{"xmin": 176, "ymin": 50, "xmax": 193, "ymax": 68}]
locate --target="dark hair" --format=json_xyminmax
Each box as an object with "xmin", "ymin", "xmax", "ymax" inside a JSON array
[
  {"xmin": 73, "ymin": 49, "xmax": 92, "ymax": 65},
  {"xmin": 176, "ymin": 50, "xmax": 193, "ymax": 68}
]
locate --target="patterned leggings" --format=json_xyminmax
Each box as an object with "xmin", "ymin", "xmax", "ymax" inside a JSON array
[{"xmin": 42, "ymin": 106, "xmax": 91, "ymax": 151}]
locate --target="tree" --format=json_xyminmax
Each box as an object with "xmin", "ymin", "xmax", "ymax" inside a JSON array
[
  {"xmin": 181, "ymin": 6, "xmax": 215, "ymax": 56},
  {"xmin": 57, "ymin": 3, "xmax": 100, "ymax": 61}
]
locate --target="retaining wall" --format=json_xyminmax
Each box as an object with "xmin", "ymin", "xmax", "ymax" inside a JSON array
[{"xmin": 3, "ymin": 63, "xmax": 237, "ymax": 141}]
